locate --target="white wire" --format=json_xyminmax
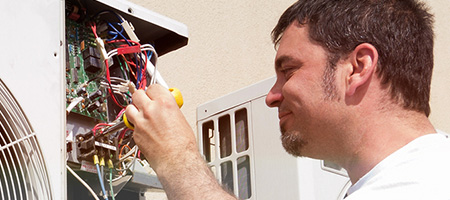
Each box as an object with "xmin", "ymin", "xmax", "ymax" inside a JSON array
[
  {"xmin": 67, "ymin": 165, "xmax": 100, "ymax": 200},
  {"xmin": 66, "ymin": 97, "xmax": 84, "ymax": 114},
  {"xmin": 116, "ymin": 147, "xmax": 139, "ymax": 173},
  {"xmin": 141, "ymin": 44, "xmax": 160, "ymax": 85},
  {"xmin": 118, "ymin": 145, "xmax": 137, "ymax": 163},
  {"xmin": 146, "ymin": 61, "xmax": 168, "ymax": 88}
]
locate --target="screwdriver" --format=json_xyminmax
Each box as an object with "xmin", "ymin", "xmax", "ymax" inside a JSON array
[{"xmin": 97, "ymin": 87, "xmax": 182, "ymax": 137}]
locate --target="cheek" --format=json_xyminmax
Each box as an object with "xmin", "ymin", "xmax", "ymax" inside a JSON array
[{"xmin": 282, "ymin": 74, "xmax": 323, "ymax": 103}]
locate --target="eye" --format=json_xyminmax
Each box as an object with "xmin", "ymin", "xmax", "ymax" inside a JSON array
[{"xmin": 281, "ymin": 67, "xmax": 295, "ymax": 79}]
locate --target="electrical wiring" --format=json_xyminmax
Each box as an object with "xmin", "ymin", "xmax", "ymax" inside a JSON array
[
  {"xmin": 67, "ymin": 165, "xmax": 101, "ymax": 200},
  {"xmin": 120, "ymin": 55, "xmax": 136, "ymax": 79},
  {"xmin": 109, "ymin": 168, "xmax": 115, "ymax": 200},
  {"xmin": 115, "ymin": 108, "xmax": 126, "ymax": 121},
  {"xmin": 92, "ymin": 123, "xmax": 113, "ymax": 136},
  {"xmin": 105, "ymin": 43, "xmax": 158, "ymax": 89},
  {"xmin": 119, "ymin": 145, "xmax": 134, "ymax": 161},
  {"xmin": 105, "ymin": 22, "xmax": 124, "ymax": 42},
  {"xmin": 88, "ymin": 22, "xmax": 126, "ymax": 109},
  {"xmin": 104, "ymin": 59, "xmax": 125, "ymax": 109},
  {"xmin": 95, "ymin": 163, "xmax": 109, "ymax": 200},
  {"xmin": 116, "ymin": 145, "xmax": 139, "ymax": 180},
  {"xmin": 146, "ymin": 58, "xmax": 169, "ymax": 88},
  {"xmin": 67, "ymin": 9, "xmax": 163, "ymax": 197},
  {"xmin": 107, "ymin": 22, "xmax": 132, "ymax": 46},
  {"xmin": 89, "ymin": 22, "xmax": 99, "ymax": 38},
  {"xmin": 110, "ymin": 76, "xmax": 129, "ymax": 84},
  {"xmin": 66, "ymin": 97, "xmax": 84, "ymax": 114},
  {"xmin": 116, "ymin": 153, "xmax": 138, "ymax": 173}
]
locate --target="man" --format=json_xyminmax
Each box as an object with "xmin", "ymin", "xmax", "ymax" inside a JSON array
[{"xmin": 126, "ymin": 0, "xmax": 450, "ymax": 199}]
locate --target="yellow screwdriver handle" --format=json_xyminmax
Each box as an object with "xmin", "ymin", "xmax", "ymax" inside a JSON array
[
  {"xmin": 123, "ymin": 88, "xmax": 182, "ymax": 130},
  {"xmin": 123, "ymin": 113, "xmax": 134, "ymax": 130},
  {"xmin": 169, "ymin": 87, "xmax": 183, "ymax": 108}
]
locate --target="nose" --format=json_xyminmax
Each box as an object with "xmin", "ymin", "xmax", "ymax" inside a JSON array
[{"xmin": 266, "ymin": 80, "xmax": 283, "ymax": 108}]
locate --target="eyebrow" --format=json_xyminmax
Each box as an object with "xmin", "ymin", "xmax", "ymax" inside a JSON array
[{"xmin": 275, "ymin": 55, "xmax": 302, "ymax": 71}]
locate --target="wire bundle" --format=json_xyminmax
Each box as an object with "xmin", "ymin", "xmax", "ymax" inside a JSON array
[{"xmin": 67, "ymin": 9, "xmax": 158, "ymax": 200}]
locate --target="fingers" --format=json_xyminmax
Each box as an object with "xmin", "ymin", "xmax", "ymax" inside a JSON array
[
  {"xmin": 145, "ymin": 84, "xmax": 174, "ymax": 103},
  {"xmin": 129, "ymin": 89, "xmax": 148, "ymax": 111},
  {"xmin": 125, "ymin": 104, "xmax": 139, "ymax": 125},
  {"xmin": 125, "ymin": 84, "xmax": 177, "ymax": 125}
]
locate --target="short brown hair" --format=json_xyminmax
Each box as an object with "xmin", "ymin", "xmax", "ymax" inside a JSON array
[{"xmin": 272, "ymin": 0, "xmax": 434, "ymax": 116}]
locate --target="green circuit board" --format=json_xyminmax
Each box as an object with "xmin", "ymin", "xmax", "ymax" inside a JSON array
[{"xmin": 66, "ymin": 19, "xmax": 108, "ymax": 122}]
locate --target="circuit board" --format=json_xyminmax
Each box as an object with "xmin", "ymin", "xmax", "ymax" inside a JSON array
[{"xmin": 66, "ymin": 19, "xmax": 108, "ymax": 122}]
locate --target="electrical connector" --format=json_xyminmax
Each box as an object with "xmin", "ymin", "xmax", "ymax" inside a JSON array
[
  {"xmin": 100, "ymin": 157, "xmax": 105, "ymax": 167},
  {"xmin": 117, "ymin": 45, "xmax": 141, "ymax": 55},
  {"xmin": 127, "ymin": 81, "xmax": 136, "ymax": 94},
  {"xmin": 140, "ymin": 160, "xmax": 156, "ymax": 176},
  {"xmin": 95, "ymin": 37, "xmax": 108, "ymax": 60},
  {"xmin": 107, "ymin": 158, "xmax": 114, "ymax": 169},
  {"xmin": 121, "ymin": 20, "xmax": 139, "ymax": 43},
  {"xmin": 93, "ymin": 154, "xmax": 100, "ymax": 165}
]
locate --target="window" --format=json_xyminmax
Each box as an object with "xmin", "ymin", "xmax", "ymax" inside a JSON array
[{"xmin": 200, "ymin": 106, "xmax": 253, "ymax": 199}]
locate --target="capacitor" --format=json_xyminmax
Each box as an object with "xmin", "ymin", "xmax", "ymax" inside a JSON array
[
  {"xmin": 76, "ymin": 87, "xmax": 86, "ymax": 96},
  {"xmin": 88, "ymin": 90, "xmax": 103, "ymax": 101},
  {"xmin": 87, "ymin": 101, "xmax": 101, "ymax": 113}
]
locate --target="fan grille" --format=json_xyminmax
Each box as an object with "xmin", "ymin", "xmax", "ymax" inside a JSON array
[{"xmin": 0, "ymin": 80, "xmax": 53, "ymax": 200}]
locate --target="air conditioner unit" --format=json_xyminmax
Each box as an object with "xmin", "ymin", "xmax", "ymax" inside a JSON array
[
  {"xmin": 0, "ymin": 0, "xmax": 188, "ymax": 199},
  {"xmin": 197, "ymin": 77, "xmax": 351, "ymax": 200}
]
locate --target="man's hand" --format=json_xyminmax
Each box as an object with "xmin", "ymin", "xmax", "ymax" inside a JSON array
[
  {"xmin": 125, "ymin": 84, "xmax": 195, "ymax": 172},
  {"xmin": 125, "ymin": 84, "xmax": 237, "ymax": 199}
]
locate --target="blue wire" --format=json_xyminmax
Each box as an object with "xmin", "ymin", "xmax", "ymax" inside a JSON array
[
  {"xmin": 106, "ymin": 22, "xmax": 124, "ymax": 42},
  {"xmin": 136, "ymin": 55, "xmax": 141, "ymax": 87},
  {"xmin": 96, "ymin": 163, "xmax": 109, "ymax": 200},
  {"xmin": 147, "ymin": 49, "xmax": 153, "ymax": 59},
  {"xmin": 136, "ymin": 50, "xmax": 153, "ymax": 88},
  {"xmin": 107, "ymin": 22, "xmax": 131, "ymax": 46}
]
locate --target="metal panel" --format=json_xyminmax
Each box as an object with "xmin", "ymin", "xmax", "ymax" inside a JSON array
[
  {"xmin": 197, "ymin": 77, "xmax": 275, "ymax": 121},
  {"xmin": 0, "ymin": 0, "xmax": 189, "ymax": 199},
  {"xmin": 0, "ymin": 0, "xmax": 65, "ymax": 199},
  {"xmin": 198, "ymin": 104, "xmax": 256, "ymax": 199},
  {"xmin": 83, "ymin": 0, "xmax": 189, "ymax": 56}
]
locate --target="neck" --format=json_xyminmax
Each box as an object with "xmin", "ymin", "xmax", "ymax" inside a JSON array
[{"xmin": 339, "ymin": 107, "xmax": 435, "ymax": 184}]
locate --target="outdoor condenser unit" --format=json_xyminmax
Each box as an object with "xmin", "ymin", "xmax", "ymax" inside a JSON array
[
  {"xmin": 197, "ymin": 77, "xmax": 351, "ymax": 200},
  {"xmin": 0, "ymin": 0, "xmax": 188, "ymax": 199}
]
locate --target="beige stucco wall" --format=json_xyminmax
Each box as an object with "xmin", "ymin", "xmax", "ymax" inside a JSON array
[
  {"xmin": 130, "ymin": 0, "xmax": 450, "ymax": 134},
  {"xmin": 426, "ymin": 0, "xmax": 450, "ymax": 133}
]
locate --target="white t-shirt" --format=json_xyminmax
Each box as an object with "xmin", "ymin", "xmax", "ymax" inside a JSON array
[{"xmin": 346, "ymin": 132, "xmax": 450, "ymax": 200}]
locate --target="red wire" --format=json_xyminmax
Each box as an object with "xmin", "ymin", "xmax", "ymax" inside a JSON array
[
  {"xmin": 115, "ymin": 108, "xmax": 126, "ymax": 121},
  {"xmin": 92, "ymin": 123, "xmax": 112, "ymax": 136},
  {"xmin": 105, "ymin": 59, "xmax": 126, "ymax": 109},
  {"xmin": 89, "ymin": 22, "xmax": 99, "ymax": 38},
  {"xmin": 139, "ymin": 51, "xmax": 148, "ymax": 89},
  {"xmin": 121, "ymin": 55, "xmax": 137, "ymax": 80},
  {"xmin": 89, "ymin": 21, "xmax": 124, "ymax": 108},
  {"xmin": 106, "ymin": 39, "xmax": 140, "ymax": 46}
]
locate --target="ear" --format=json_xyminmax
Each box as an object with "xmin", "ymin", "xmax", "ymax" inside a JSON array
[{"xmin": 346, "ymin": 43, "xmax": 378, "ymax": 96}]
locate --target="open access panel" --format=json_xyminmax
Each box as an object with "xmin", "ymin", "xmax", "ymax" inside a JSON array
[{"xmin": 65, "ymin": 0, "xmax": 188, "ymax": 199}]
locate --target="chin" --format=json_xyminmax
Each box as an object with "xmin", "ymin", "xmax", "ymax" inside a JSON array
[{"xmin": 280, "ymin": 129, "xmax": 307, "ymax": 157}]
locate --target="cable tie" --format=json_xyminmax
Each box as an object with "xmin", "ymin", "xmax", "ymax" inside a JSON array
[{"xmin": 117, "ymin": 45, "xmax": 141, "ymax": 55}]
